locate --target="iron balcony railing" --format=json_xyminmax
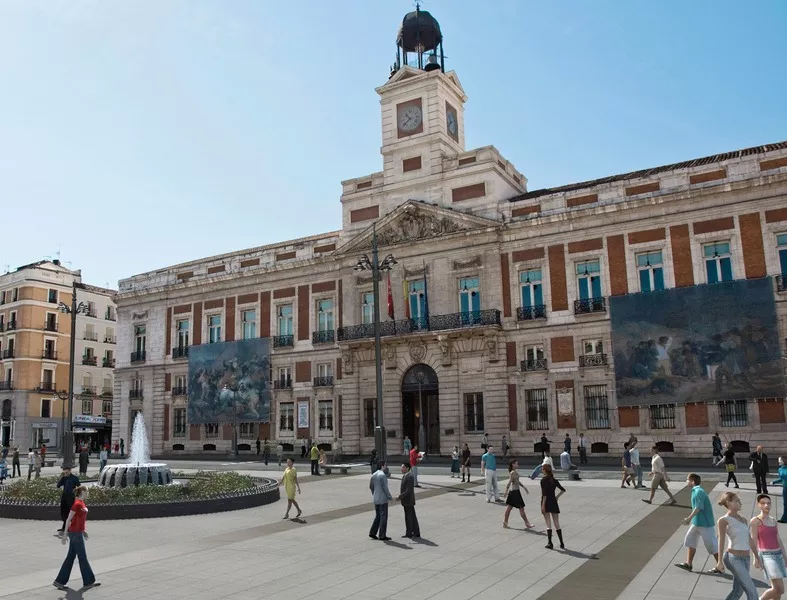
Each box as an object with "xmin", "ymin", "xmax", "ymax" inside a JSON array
[
  {"xmin": 104, "ymin": 336, "xmax": 116, "ymax": 344},
  {"xmin": 129, "ymin": 389, "xmax": 143, "ymax": 399},
  {"xmin": 2, "ymin": 349, "xmax": 14, "ymax": 359},
  {"xmin": 516, "ymin": 305, "xmax": 547, "ymax": 321},
  {"xmin": 520, "ymin": 358, "xmax": 548, "ymax": 372},
  {"xmin": 579, "ymin": 353, "xmax": 608, "ymax": 367},
  {"xmin": 86, "ymin": 310, "xmax": 98, "ymax": 318},
  {"xmin": 82, "ymin": 356, "xmax": 98, "ymax": 366},
  {"xmin": 7, "ymin": 321, "xmax": 18, "ymax": 330},
  {"xmin": 314, "ymin": 376, "xmax": 334, "ymax": 387},
  {"xmin": 38, "ymin": 381, "xmax": 56, "ymax": 392},
  {"xmin": 777, "ymin": 275, "xmax": 786, "ymax": 292},
  {"xmin": 273, "ymin": 378, "xmax": 292, "ymax": 390},
  {"xmin": 101, "ymin": 388, "xmax": 113, "ymax": 397},
  {"xmin": 172, "ymin": 386, "xmax": 188, "ymax": 396},
  {"xmin": 83, "ymin": 331, "xmax": 98, "ymax": 341},
  {"xmin": 273, "ymin": 335, "xmax": 294, "ymax": 348},
  {"xmin": 574, "ymin": 297, "xmax": 607, "ymax": 315},
  {"xmin": 42, "ymin": 350, "xmax": 57, "ymax": 360},
  {"xmin": 312, "ymin": 330, "xmax": 335, "ymax": 344},
  {"xmin": 130, "ymin": 351, "xmax": 146, "ymax": 363},
  {"xmin": 102, "ymin": 358, "xmax": 115, "ymax": 368},
  {"xmin": 43, "ymin": 321, "xmax": 57, "ymax": 332},
  {"xmin": 105, "ymin": 311, "xmax": 117, "ymax": 321},
  {"xmin": 172, "ymin": 346, "xmax": 189, "ymax": 359},
  {"xmin": 0, "ymin": 381, "xmax": 13, "ymax": 391},
  {"xmin": 338, "ymin": 309, "xmax": 501, "ymax": 342},
  {"xmin": 81, "ymin": 386, "xmax": 97, "ymax": 395}
]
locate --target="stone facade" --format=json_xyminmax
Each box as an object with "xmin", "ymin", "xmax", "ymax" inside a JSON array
[{"xmin": 113, "ymin": 59, "xmax": 787, "ymax": 460}]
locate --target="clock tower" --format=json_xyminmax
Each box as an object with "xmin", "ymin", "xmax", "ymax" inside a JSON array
[{"xmin": 376, "ymin": 7, "xmax": 467, "ymax": 185}]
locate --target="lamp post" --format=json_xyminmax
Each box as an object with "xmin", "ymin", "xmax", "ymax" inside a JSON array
[
  {"xmin": 57, "ymin": 281, "xmax": 89, "ymax": 468},
  {"xmin": 220, "ymin": 384, "xmax": 240, "ymax": 457},
  {"xmin": 354, "ymin": 224, "xmax": 397, "ymax": 465}
]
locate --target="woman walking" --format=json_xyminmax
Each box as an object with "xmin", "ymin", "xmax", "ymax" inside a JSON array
[
  {"xmin": 715, "ymin": 491, "xmax": 760, "ymax": 600},
  {"xmin": 503, "ymin": 459, "xmax": 534, "ymax": 529},
  {"xmin": 461, "ymin": 444, "xmax": 471, "ymax": 483},
  {"xmin": 450, "ymin": 446, "xmax": 460, "ymax": 478},
  {"xmin": 750, "ymin": 493, "xmax": 786, "ymax": 600},
  {"xmin": 279, "ymin": 458, "xmax": 302, "ymax": 520},
  {"xmin": 540, "ymin": 464, "xmax": 566, "ymax": 549},
  {"xmin": 717, "ymin": 442, "xmax": 739, "ymax": 489},
  {"xmin": 775, "ymin": 457, "xmax": 787, "ymax": 523},
  {"xmin": 53, "ymin": 486, "xmax": 100, "ymax": 591}
]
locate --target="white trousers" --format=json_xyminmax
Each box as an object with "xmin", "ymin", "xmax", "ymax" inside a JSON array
[{"xmin": 485, "ymin": 469, "xmax": 499, "ymax": 500}]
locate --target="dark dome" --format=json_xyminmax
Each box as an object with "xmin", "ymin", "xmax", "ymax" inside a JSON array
[{"xmin": 397, "ymin": 9, "xmax": 442, "ymax": 53}]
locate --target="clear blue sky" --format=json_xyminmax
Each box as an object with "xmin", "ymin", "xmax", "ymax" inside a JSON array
[{"xmin": 1, "ymin": 1, "xmax": 785, "ymax": 288}]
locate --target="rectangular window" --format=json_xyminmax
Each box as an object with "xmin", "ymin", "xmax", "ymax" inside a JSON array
[
  {"xmin": 41, "ymin": 399, "xmax": 51, "ymax": 418},
  {"xmin": 649, "ymin": 404, "xmax": 676, "ymax": 429},
  {"xmin": 277, "ymin": 367, "xmax": 292, "ymax": 387},
  {"xmin": 718, "ymin": 399, "xmax": 748, "ymax": 427},
  {"xmin": 84, "ymin": 323, "xmax": 96, "ymax": 340},
  {"xmin": 317, "ymin": 363, "xmax": 332, "ymax": 378},
  {"xmin": 777, "ymin": 233, "xmax": 787, "ymax": 276},
  {"xmin": 0, "ymin": 290, "xmax": 5, "ymax": 304},
  {"xmin": 408, "ymin": 280, "xmax": 427, "ymax": 328},
  {"xmin": 204, "ymin": 423, "xmax": 219, "ymax": 438},
  {"xmin": 317, "ymin": 299, "xmax": 334, "ymax": 332},
  {"xmin": 576, "ymin": 260, "xmax": 602, "ymax": 300},
  {"xmin": 637, "ymin": 250, "xmax": 665, "ymax": 292},
  {"xmin": 703, "ymin": 241, "xmax": 733, "ymax": 283},
  {"xmin": 583, "ymin": 339, "xmax": 604, "ymax": 355},
  {"xmin": 176, "ymin": 320, "xmax": 189, "ymax": 348},
  {"xmin": 208, "ymin": 315, "xmax": 222, "ymax": 344},
  {"xmin": 459, "ymin": 276, "xmax": 481, "ymax": 324},
  {"xmin": 105, "ymin": 327, "xmax": 115, "ymax": 343},
  {"xmin": 279, "ymin": 403, "xmax": 294, "ymax": 431},
  {"xmin": 364, "ymin": 398, "xmax": 376, "ymax": 437},
  {"xmin": 102, "ymin": 399, "xmax": 112, "ymax": 417},
  {"xmin": 82, "ymin": 398, "xmax": 93, "ymax": 416},
  {"xmin": 173, "ymin": 408, "xmax": 187, "ymax": 437},
  {"xmin": 102, "ymin": 377, "xmax": 112, "ymax": 395},
  {"xmin": 525, "ymin": 345, "xmax": 545, "ymax": 362},
  {"xmin": 239, "ymin": 423, "xmax": 255, "ymax": 438},
  {"xmin": 318, "ymin": 400, "xmax": 333, "ymax": 431},
  {"xmin": 12, "ymin": 288, "xmax": 18, "ymax": 302},
  {"xmin": 361, "ymin": 292, "xmax": 374, "ymax": 325},
  {"xmin": 45, "ymin": 313, "xmax": 56, "ymax": 331},
  {"xmin": 134, "ymin": 326, "xmax": 146, "ymax": 354},
  {"xmin": 584, "ymin": 384, "xmax": 610, "ymax": 429},
  {"xmin": 277, "ymin": 304, "xmax": 293, "ymax": 336},
  {"xmin": 525, "ymin": 388, "xmax": 549, "ymax": 430},
  {"xmin": 520, "ymin": 268, "xmax": 544, "ymax": 308},
  {"xmin": 105, "ymin": 306, "xmax": 116, "ymax": 321},
  {"xmin": 464, "ymin": 392, "xmax": 485, "ymax": 433},
  {"xmin": 48, "ymin": 289, "xmax": 58, "ymax": 304},
  {"xmin": 87, "ymin": 301, "xmax": 96, "ymax": 317},
  {"xmin": 241, "ymin": 309, "xmax": 256, "ymax": 339}
]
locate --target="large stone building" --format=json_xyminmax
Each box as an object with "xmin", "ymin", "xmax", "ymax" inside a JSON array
[
  {"xmin": 113, "ymin": 9, "xmax": 787, "ymax": 459},
  {"xmin": 0, "ymin": 260, "xmax": 117, "ymax": 452}
]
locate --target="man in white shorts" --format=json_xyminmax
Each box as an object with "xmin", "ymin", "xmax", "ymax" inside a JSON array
[{"xmin": 675, "ymin": 473, "xmax": 721, "ymax": 573}]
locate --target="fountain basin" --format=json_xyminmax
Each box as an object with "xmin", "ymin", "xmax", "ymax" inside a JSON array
[{"xmin": 98, "ymin": 463, "xmax": 174, "ymax": 488}]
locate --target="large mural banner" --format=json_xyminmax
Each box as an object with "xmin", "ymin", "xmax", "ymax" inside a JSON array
[
  {"xmin": 610, "ymin": 278, "xmax": 784, "ymax": 406},
  {"xmin": 187, "ymin": 338, "xmax": 271, "ymax": 424}
]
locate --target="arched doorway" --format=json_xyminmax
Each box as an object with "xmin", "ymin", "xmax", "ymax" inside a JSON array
[{"xmin": 401, "ymin": 364, "xmax": 440, "ymax": 455}]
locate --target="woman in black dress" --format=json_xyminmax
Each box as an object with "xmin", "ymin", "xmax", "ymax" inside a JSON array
[
  {"xmin": 503, "ymin": 460, "xmax": 534, "ymax": 529},
  {"xmin": 715, "ymin": 442, "xmax": 739, "ymax": 488},
  {"xmin": 540, "ymin": 464, "xmax": 566, "ymax": 549}
]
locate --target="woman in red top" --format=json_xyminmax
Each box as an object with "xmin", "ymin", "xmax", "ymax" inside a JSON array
[{"xmin": 53, "ymin": 486, "xmax": 100, "ymax": 591}]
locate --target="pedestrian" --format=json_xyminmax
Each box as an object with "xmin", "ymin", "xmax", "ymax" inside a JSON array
[
  {"xmin": 630, "ymin": 440, "xmax": 644, "ymax": 489},
  {"xmin": 578, "ymin": 433, "xmax": 588, "ymax": 465},
  {"xmin": 0, "ymin": 456, "xmax": 7, "ymax": 483},
  {"xmin": 717, "ymin": 442, "xmax": 740, "ymax": 488},
  {"xmin": 255, "ymin": 437, "xmax": 261, "ymax": 456},
  {"xmin": 540, "ymin": 464, "xmax": 566, "ymax": 550},
  {"xmin": 99, "ymin": 446, "xmax": 108, "ymax": 472},
  {"xmin": 715, "ymin": 491, "xmax": 760, "ymax": 600},
  {"xmin": 750, "ymin": 445, "xmax": 769, "ymax": 495},
  {"xmin": 53, "ymin": 486, "xmax": 100, "ymax": 591},
  {"xmin": 119, "ymin": 438, "xmax": 124, "ymax": 457},
  {"xmin": 113, "ymin": 442, "xmax": 119, "ymax": 457},
  {"xmin": 300, "ymin": 438, "xmax": 306, "ymax": 459},
  {"xmin": 397, "ymin": 463, "xmax": 420, "ymax": 539},
  {"xmin": 57, "ymin": 465, "xmax": 81, "ymax": 534},
  {"xmin": 621, "ymin": 441, "xmax": 635, "ymax": 488},
  {"xmin": 564, "ymin": 433, "xmax": 571, "ymax": 455},
  {"xmin": 318, "ymin": 449, "xmax": 328, "ymax": 472},
  {"xmin": 27, "ymin": 447, "xmax": 35, "ymax": 480},
  {"xmin": 370, "ymin": 449, "xmax": 378, "ymax": 474},
  {"xmin": 276, "ymin": 441, "xmax": 284, "ymax": 467},
  {"xmin": 503, "ymin": 459, "xmax": 534, "ymax": 529},
  {"xmin": 539, "ymin": 433, "xmax": 552, "ymax": 459},
  {"xmin": 0, "ymin": 445, "xmax": 6, "ymax": 460},
  {"xmin": 502, "ymin": 435, "xmax": 509, "ymax": 457},
  {"xmin": 279, "ymin": 457, "xmax": 302, "ymax": 519},
  {"xmin": 78, "ymin": 447, "xmax": 89, "ymax": 477},
  {"xmin": 461, "ymin": 443, "xmax": 471, "ymax": 483},
  {"xmin": 409, "ymin": 444, "xmax": 421, "ymax": 487},
  {"xmin": 750, "ymin": 493, "xmax": 787, "ymax": 599},
  {"xmin": 530, "ymin": 451, "xmax": 553, "ymax": 480},
  {"xmin": 262, "ymin": 439, "xmax": 270, "ymax": 466},
  {"xmin": 369, "ymin": 461, "xmax": 392, "ymax": 541},
  {"xmin": 450, "ymin": 446, "xmax": 460, "ymax": 478},
  {"xmin": 712, "ymin": 432, "xmax": 723, "ymax": 465},
  {"xmin": 34, "ymin": 450, "xmax": 42, "ymax": 479},
  {"xmin": 641, "ymin": 445, "xmax": 677, "ymax": 505},
  {"xmin": 559, "ymin": 450, "xmax": 577, "ymax": 471},
  {"xmin": 40, "ymin": 444, "xmax": 47, "ymax": 466},
  {"xmin": 481, "ymin": 445, "xmax": 500, "ymax": 503},
  {"xmin": 777, "ymin": 457, "xmax": 787, "ymax": 523},
  {"xmin": 403, "ymin": 435, "xmax": 412, "ymax": 456},
  {"xmin": 481, "ymin": 433, "xmax": 489, "ymax": 452},
  {"xmin": 309, "ymin": 442, "xmax": 319, "ymax": 475},
  {"xmin": 11, "ymin": 446, "xmax": 20, "ymax": 478},
  {"xmin": 675, "ymin": 474, "xmax": 721, "ymax": 573}
]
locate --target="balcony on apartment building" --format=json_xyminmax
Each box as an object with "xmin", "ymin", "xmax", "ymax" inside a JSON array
[
  {"xmin": 101, "ymin": 387, "xmax": 113, "ymax": 397},
  {"xmin": 0, "ymin": 381, "xmax": 12, "ymax": 391},
  {"xmin": 172, "ymin": 346, "xmax": 189, "ymax": 359},
  {"xmin": 574, "ymin": 298, "xmax": 607, "ymax": 315},
  {"xmin": 273, "ymin": 335, "xmax": 294, "ymax": 348},
  {"xmin": 520, "ymin": 358, "xmax": 548, "ymax": 372},
  {"xmin": 313, "ymin": 376, "xmax": 334, "ymax": 387},
  {"xmin": 338, "ymin": 309, "xmax": 502, "ymax": 342},
  {"xmin": 105, "ymin": 309, "xmax": 116, "ymax": 321},
  {"xmin": 43, "ymin": 321, "xmax": 57, "ymax": 332},
  {"xmin": 273, "ymin": 378, "xmax": 292, "ymax": 390},
  {"xmin": 579, "ymin": 353, "xmax": 609, "ymax": 368},
  {"xmin": 6, "ymin": 320, "xmax": 18, "ymax": 331},
  {"xmin": 102, "ymin": 358, "xmax": 115, "ymax": 368},
  {"xmin": 777, "ymin": 275, "xmax": 786, "ymax": 292},
  {"xmin": 42, "ymin": 349, "xmax": 58, "ymax": 360},
  {"xmin": 516, "ymin": 305, "xmax": 547, "ymax": 321},
  {"xmin": 130, "ymin": 351, "xmax": 146, "ymax": 363},
  {"xmin": 82, "ymin": 355, "xmax": 98, "ymax": 366},
  {"xmin": 104, "ymin": 335, "xmax": 116, "ymax": 344},
  {"xmin": 81, "ymin": 386, "xmax": 97, "ymax": 395},
  {"xmin": 1, "ymin": 349, "xmax": 14, "ymax": 359},
  {"xmin": 129, "ymin": 389, "xmax": 143, "ymax": 399},
  {"xmin": 83, "ymin": 331, "xmax": 98, "ymax": 341},
  {"xmin": 312, "ymin": 330, "xmax": 335, "ymax": 345},
  {"xmin": 85, "ymin": 308, "xmax": 98, "ymax": 318},
  {"xmin": 172, "ymin": 385, "xmax": 188, "ymax": 396},
  {"xmin": 38, "ymin": 381, "xmax": 57, "ymax": 392}
]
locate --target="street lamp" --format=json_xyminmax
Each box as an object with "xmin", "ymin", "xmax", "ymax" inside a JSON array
[
  {"xmin": 220, "ymin": 384, "xmax": 240, "ymax": 457},
  {"xmin": 57, "ymin": 281, "xmax": 89, "ymax": 468},
  {"xmin": 354, "ymin": 223, "xmax": 397, "ymax": 465}
]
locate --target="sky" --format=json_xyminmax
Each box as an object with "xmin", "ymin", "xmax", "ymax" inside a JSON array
[{"xmin": 1, "ymin": 1, "xmax": 786, "ymax": 289}]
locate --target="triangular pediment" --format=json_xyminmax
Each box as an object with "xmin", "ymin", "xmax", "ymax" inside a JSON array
[{"xmin": 338, "ymin": 201, "xmax": 500, "ymax": 254}]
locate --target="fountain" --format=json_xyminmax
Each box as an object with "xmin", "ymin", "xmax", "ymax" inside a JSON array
[{"xmin": 98, "ymin": 413, "xmax": 174, "ymax": 488}]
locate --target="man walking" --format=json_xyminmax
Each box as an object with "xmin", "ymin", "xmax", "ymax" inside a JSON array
[
  {"xmin": 540, "ymin": 434, "xmax": 552, "ymax": 459},
  {"xmin": 27, "ymin": 447, "xmax": 35, "ymax": 480},
  {"xmin": 409, "ymin": 444, "xmax": 421, "ymax": 488},
  {"xmin": 262, "ymin": 439, "xmax": 270, "ymax": 466},
  {"xmin": 310, "ymin": 442, "xmax": 319, "ymax": 476},
  {"xmin": 99, "ymin": 446, "xmax": 108, "ymax": 472},
  {"xmin": 403, "ymin": 435, "xmax": 412, "ymax": 457},
  {"xmin": 630, "ymin": 440, "xmax": 644, "ymax": 488},
  {"xmin": 397, "ymin": 463, "xmax": 420, "ymax": 539},
  {"xmin": 11, "ymin": 446, "xmax": 20, "ymax": 478},
  {"xmin": 56, "ymin": 465, "xmax": 80, "ymax": 535},
  {"xmin": 564, "ymin": 434, "xmax": 571, "ymax": 456},
  {"xmin": 369, "ymin": 461, "xmax": 392, "ymax": 541},
  {"xmin": 621, "ymin": 442, "xmax": 634, "ymax": 488},
  {"xmin": 675, "ymin": 473, "xmax": 720, "ymax": 573},
  {"xmin": 711, "ymin": 433, "xmax": 723, "ymax": 466},
  {"xmin": 276, "ymin": 441, "xmax": 284, "ymax": 467},
  {"xmin": 481, "ymin": 445, "xmax": 500, "ymax": 503},
  {"xmin": 255, "ymin": 437, "xmax": 261, "ymax": 456},
  {"xmin": 750, "ymin": 445, "xmax": 769, "ymax": 494},
  {"xmin": 642, "ymin": 445, "xmax": 677, "ymax": 505},
  {"xmin": 578, "ymin": 433, "xmax": 588, "ymax": 465}
]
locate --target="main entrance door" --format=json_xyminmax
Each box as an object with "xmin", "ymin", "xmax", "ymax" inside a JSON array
[{"xmin": 401, "ymin": 364, "xmax": 440, "ymax": 455}]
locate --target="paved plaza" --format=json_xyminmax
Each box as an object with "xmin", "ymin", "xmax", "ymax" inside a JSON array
[{"xmin": 1, "ymin": 464, "xmax": 784, "ymax": 600}]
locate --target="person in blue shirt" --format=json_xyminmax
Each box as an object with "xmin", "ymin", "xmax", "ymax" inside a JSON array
[
  {"xmin": 675, "ymin": 473, "xmax": 720, "ymax": 573},
  {"xmin": 481, "ymin": 446, "xmax": 500, "ymax": 502},
  {"xmin": 774, "ymin": 456, "xmax": 787, "ymax": 523}
]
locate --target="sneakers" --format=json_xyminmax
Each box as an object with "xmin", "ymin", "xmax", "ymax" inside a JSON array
[
  {"xmin": 83, "ymin": 582, "xmax": 101, "ymax": 590},
  {"xmin": 53, "ymin": 582, "xmax": 67, "ymax": 591}
]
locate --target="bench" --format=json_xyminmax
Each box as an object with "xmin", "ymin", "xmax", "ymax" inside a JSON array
[{"xmin": 322, "ymin": 463, "xmax": 363, "ymax": 475}]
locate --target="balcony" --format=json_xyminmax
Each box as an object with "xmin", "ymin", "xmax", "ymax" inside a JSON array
[
  {"xmin": 579, "ymin": 353, "xmax": 608, "ymax": 368},
  {"xmin": 338, "ymin": 309, "xmax": 501, "ymax": 342},
  {"xmin": 314, "ymin": 376, "xmax": 334, "ymax": 387},
  {"xmin": 38, "ymin": 381, "xmax": 56, "ymax": 392},
  {"xmin": 172, "ymin": 346, "xmax": 189, "ymax": 359},
  {"xmin": 273, "ymin": 335, "xmax": 294, "ymax": 348},
  {"xmin": 129, "ymin": 389, "xmax": 143, "ymax": 399},
  {"xmin": 105, "ymin": 336, "xmax": 116, "ymax": 344},
  {"xmin": 101, "ymin": 388, "xmax": 113, "ymax": 397},
  {"xmin": 520, "ymin": 358, "xmax": 548, "ymax": 372},
  {"xmin": 86, "ymin": 309, "xmax": 98, "ymax": 318},
  {"xmin": 516, "ymin": 305, "xmax": 547, "ymax": 321},
  {"xmin": 130, "ymin": 351, "xmax": 146, "ymax": 363},
  {"xmin": 81, "ymin": 386, "xmax": 97, "ymax": 396},
  {"xmin": 273, "ymin": 378, "xmax": 292, "ymax": 390},
  {"xmin": 777, "ymin": 275, "xmax": 786, "ymax": 292},
  {"xmin": 102, "ymin": 358, "xmax": 115, "ymax": 368},
  {"xmin": 105, "ymin": 310, "xmax": 117, "ymax": 321},
  {"xmin": 2, "ymin": 349, "xmax": 14, "ymax": 359},
  {"xmin": 83, "ymin": 331, "xmax": 98, "ymax": 341},
  {"xmin": 7, "ymin": 321, "xmax": 18, "ymax": 331},
  {"xmin": 42, "ymin": 350, "xmax": 58, "ymax": 360},
  {"xmin": 0, "ymin": 381, "xmax": 12, "ymax": 391},
  {"xmin": 574, "ymin": 298, "xmax": 607, "ymax": 315},
  {"xmin": 43, "ymin": 321, "xmax": 57, "ymax": 332},
  {"xmin": 312, "ymin": 330, "xmax": 335, "ymax": 345},
  {"xmin": 172, "ymin": 386, "xmax": 188, "ymax": 396},
  {"xmin": 82, "ymin": 356, "xmax": 98, "ymax": 366}
]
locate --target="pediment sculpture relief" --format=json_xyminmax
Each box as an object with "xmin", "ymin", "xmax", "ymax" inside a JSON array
[{"xmin": 375, "ymin": 210, "xmax": 469, "ymax": 248}]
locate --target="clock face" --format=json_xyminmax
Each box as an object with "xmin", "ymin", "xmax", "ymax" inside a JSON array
[
  {"xmin": 447, "ymin": 111, "xmax": 457, "ymax": 135},
  {"xmin": 398, "ymin": 105, "xmax": 422, "ymax": 132}
]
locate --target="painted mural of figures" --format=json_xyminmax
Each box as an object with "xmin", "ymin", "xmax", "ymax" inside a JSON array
[{"xmin": 656, "ymin": 336, "xmax": 672, "ymax": 375}]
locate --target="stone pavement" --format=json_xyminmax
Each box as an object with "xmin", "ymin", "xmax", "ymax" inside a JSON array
[{"xmin": 0, "ymin": 469, "xmax": 784, "ymax": 600}]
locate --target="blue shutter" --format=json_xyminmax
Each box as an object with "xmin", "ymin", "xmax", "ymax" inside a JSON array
[
  {"xmin": 471, "ymin": 291, "xmax": 480, "ymax": 312},
  {"xmin": 521, "ymin": 285, "xmax": 531, "ymax": 308},
  {"xmin": 409, "ymin": 295, "xmax": 418, "ymax": 321},
  {"xmin": 591, "ymin": 276, "xmax": 602, "ymax": 299},
  {"xmin": 706, "ymin": 261, "xmax": 719, "ymax": 284},
  {"xmin": 533, "ymin": 283, "xmax": 543, "ymax": 306},
  {"xmin": 578, "ymin": 278, "xmax": 589, "ymax": 300},
  {"xmin": 653, "ymin": 267, "xmax": 664, "ymax": 291},
  {"xmin": 639, "ymin": 270, "xmax": 651, "ymax": 293},
  {"xmin": 780, "ymin": 249, "xmax": 787, "ymax": 276},
  {"xmin": 720, "ymin": 257, "xmax": 732, "ymax": 282}
]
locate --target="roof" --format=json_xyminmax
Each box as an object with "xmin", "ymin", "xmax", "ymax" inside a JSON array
[
  {"xmin": 75, "ymin": 282, "xmax": 117, "ymax": 297},
  {"xmin": 509, "ymin": 140, "xmax": 787, "ymax": 202}
]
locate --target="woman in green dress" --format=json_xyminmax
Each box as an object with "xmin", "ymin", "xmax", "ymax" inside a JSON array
[{"xmin": 279, "ymin": 457, "xmax": 302, "ymax": 520}]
